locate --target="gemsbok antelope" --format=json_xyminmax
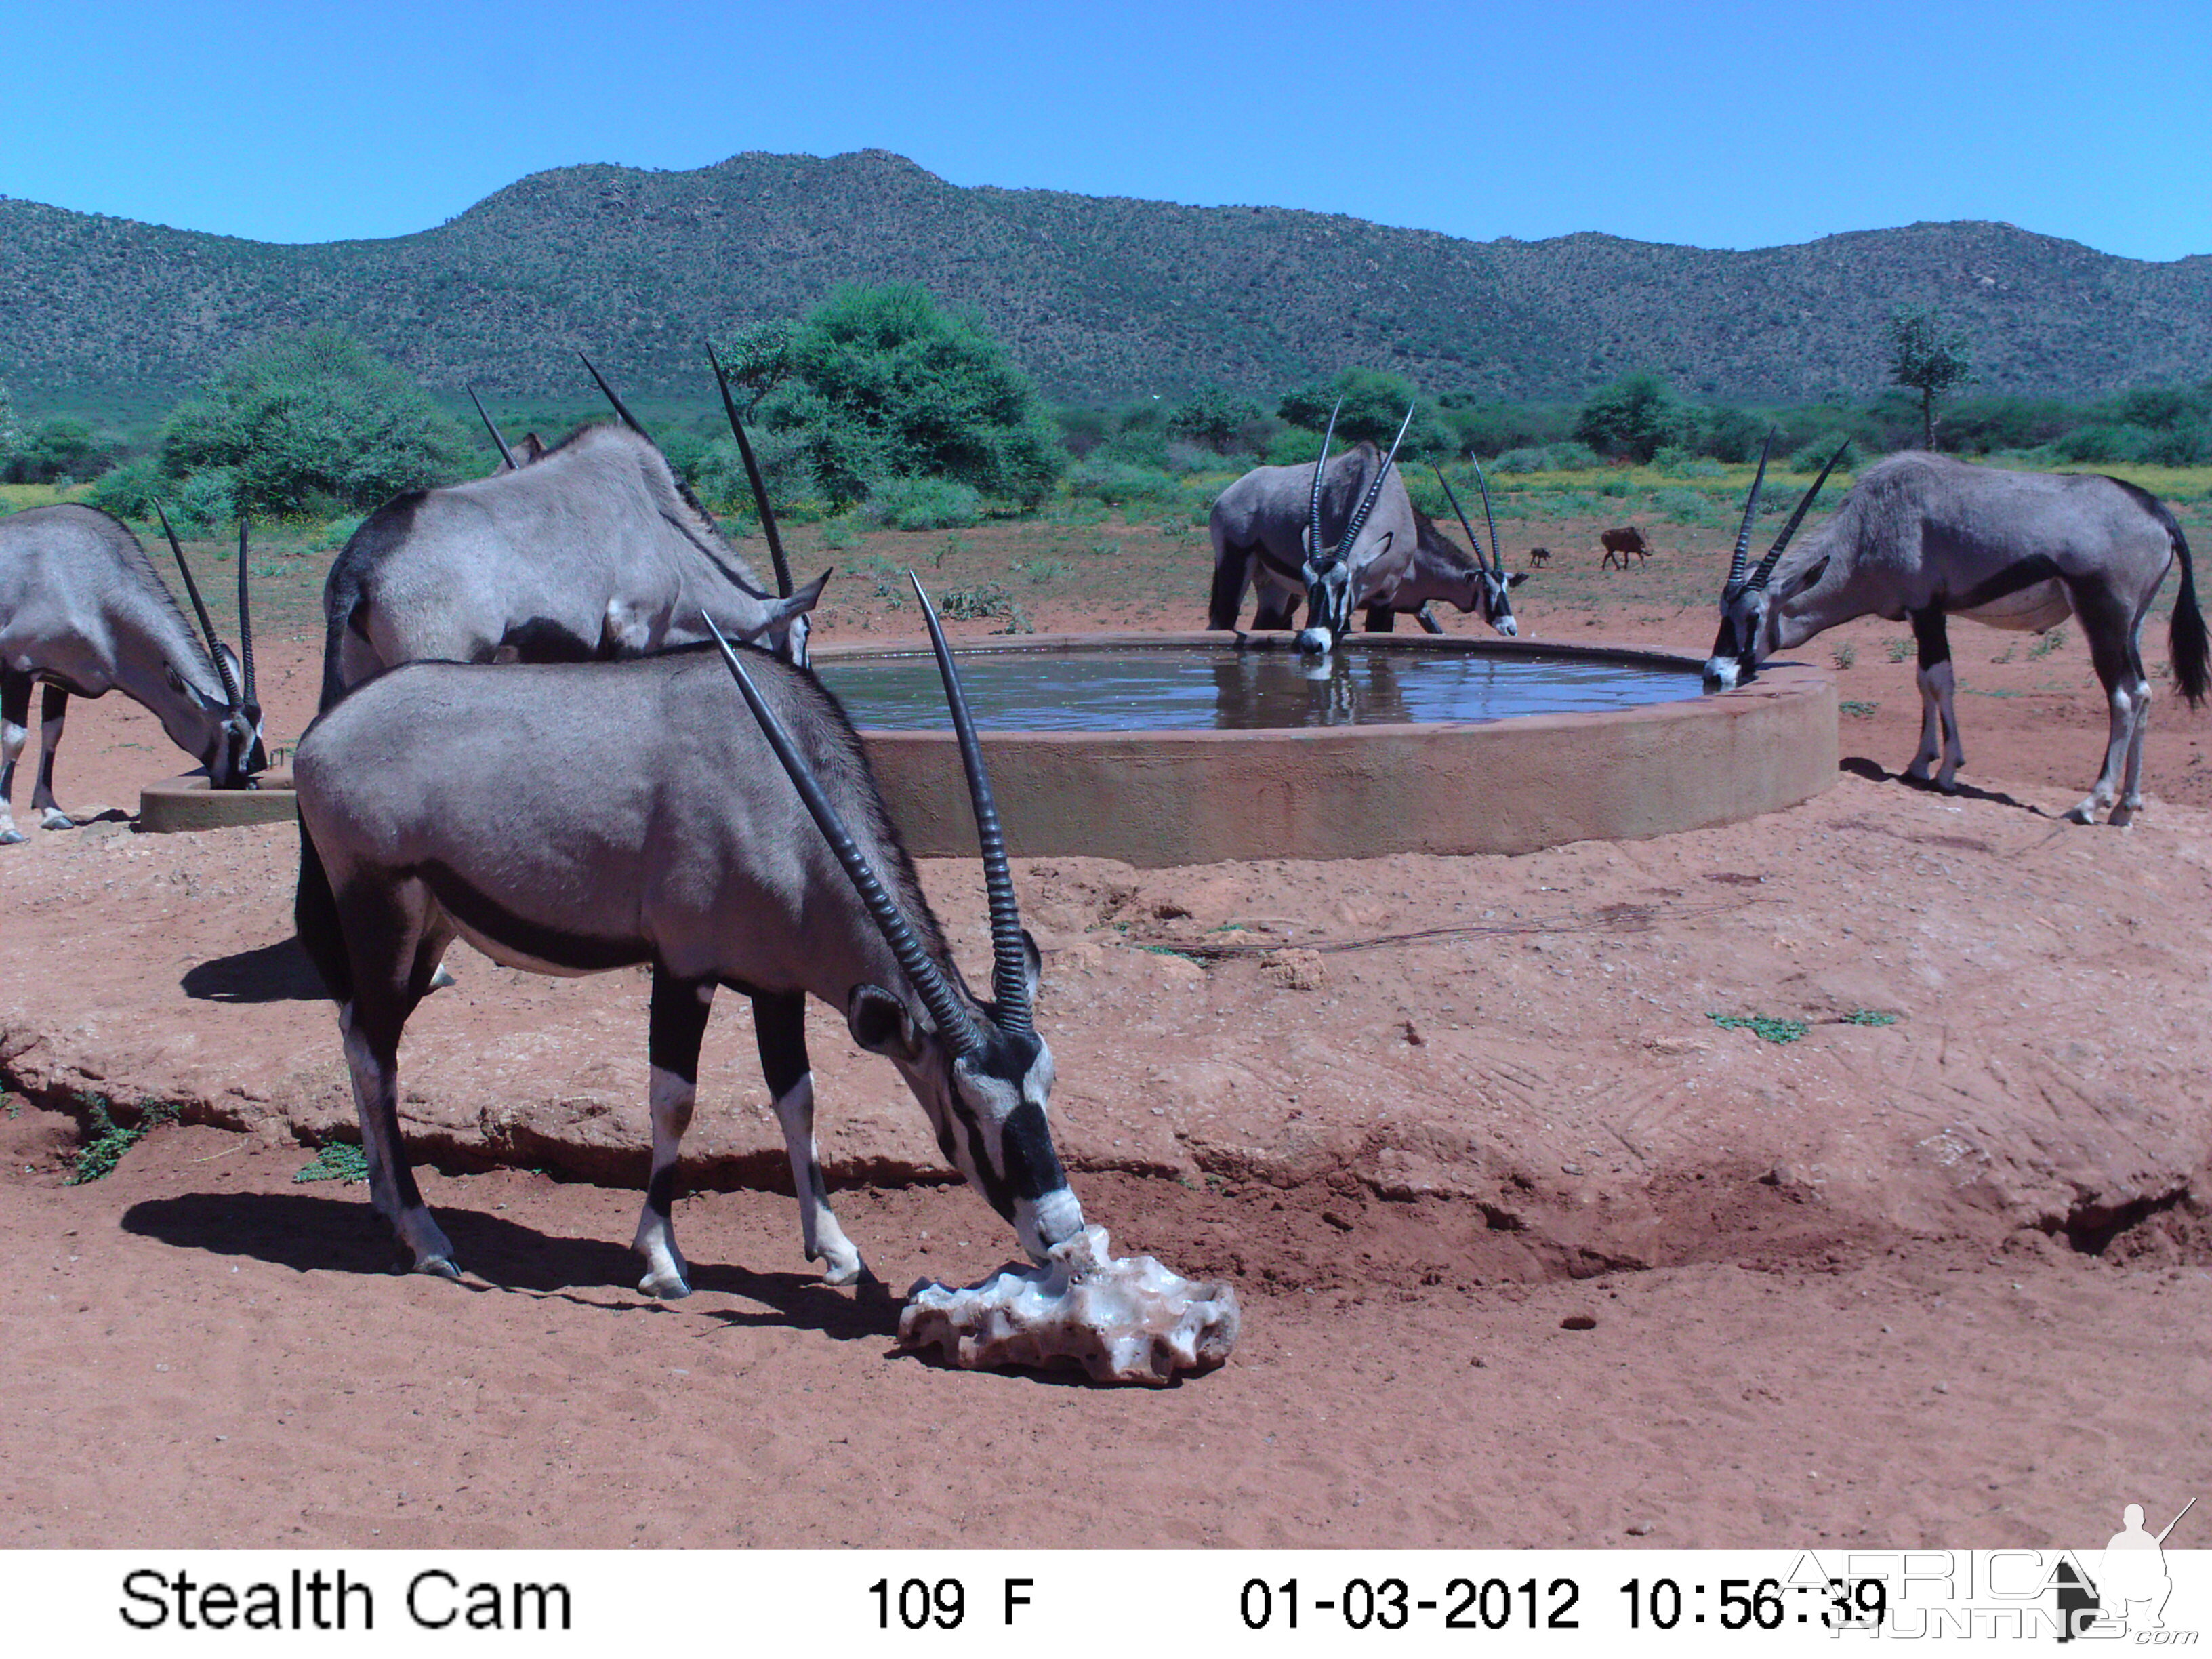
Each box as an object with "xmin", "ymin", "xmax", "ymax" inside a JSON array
[
  {"xmin": 0, "ymin": 504, "xmax": 265, "ymax": 843},
  {"xmin": 292, "ymin": 577, "xmax": 1086, "ymax": 1292},
  {"xmin": 1705, "ymin": 444, "xmax": 2209, "ymax": 824},
  {"xmin": 318, "ymin": 358, "xmax": 820, "ymax": 712},
  {"xmin": 1209, "ymin": 407, "xmax": 1527, "ymax": 645}
]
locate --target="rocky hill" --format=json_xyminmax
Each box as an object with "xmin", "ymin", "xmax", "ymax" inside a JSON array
[{"xmin": 3, "ymin": 148, "xmax": 2207, "ymax": 407}]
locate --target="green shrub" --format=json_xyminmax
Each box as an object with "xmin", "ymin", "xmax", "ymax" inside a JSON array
[
  {"xmin": 1654, "ymin": 487, "xmax": 1714, "ymax": 524},
  {"xmin": 89, "ymin": 455, "xmax": 165, "ymax": 520},
  {"xmin": 861, "ymin": 475, "xmax": 983, "ymax": 531},
  {"xmin": 3, "ymin": 416, "xmax": 116, "ymax": 485},
  {"xmin": 161, "ymin": 328, "xmax": 471, "ymax": 517},
  {"xmin": 1168, "ymin": 386, "xmax": 1264, "ymax": 451},
  {"xmin": 1788, "ymin": 433, "xmax": 1854, "ymax": 474},
  {"xmin": 1574, "ymin": 371, "xmax": 1700, "ymax": 462},
  {"xmin": 771, "ymin": 283, "xmax": 1066, "ymax": 510},
  {"xmin": 1068, "ymin": 457, "xmax": 1186, "ymax": 510}
]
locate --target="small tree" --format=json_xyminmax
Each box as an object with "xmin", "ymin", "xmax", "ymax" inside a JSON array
[
  {"xmin": 1886, "ymin": 306, "xmax": 1974, "ymax": 449},
  {"xmin": 773, "ymin": 283, "xmax": 1065, "ymax": 510},
  {"xmin": 1278, "ymin": 367, "xmax": 1451, "ymax": 455},
  {"xmin": 1167, "ymin": 386, "xmax": 1263, "ymax": 453},
  {"xmin": 709, "ymin": 318, "xmax": 796, "ymax": 415},
  {"xmin": 161, "ymin": 328, "xmax": 470, "ymax": 517},
  {"xmin": 1573, "ymin": 371, "xmax": 1699, "ymax": 463}
]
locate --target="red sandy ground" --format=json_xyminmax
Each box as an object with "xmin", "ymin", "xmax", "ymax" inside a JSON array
[{"xmin": 1, "ymin": 543, "xmax": 2209, "ymax": 1550}]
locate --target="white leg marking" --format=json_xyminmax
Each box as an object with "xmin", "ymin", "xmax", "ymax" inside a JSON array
[
  {"xmin": 0, "ymin": 719, "xmax": 24, "ymax": 844},
  {"xmin": 1932, "ymin": 660, "xmax": 1965, "ymax": 791},
  {"xmin": 33, "ymin": 714, "xmax": 70, "ymax": 828},
  {"xmin": 633, "ymin": 1064, "xmax": 695, "ymax": 1299},
  {"xmin": 771, "ymin": 1073, "xmax": 864, "ymax": 1285},
  {"xmin": 2114, "ymin": 678, "xmax": 2152, "ymax": 825},
  {"xmin": 1907, "ymin": 664, "xmax": 1942, "ymax": 781},
  {"xmin": 2072, "ymin": 678, "xmax": 2139, "ymax": 824}
]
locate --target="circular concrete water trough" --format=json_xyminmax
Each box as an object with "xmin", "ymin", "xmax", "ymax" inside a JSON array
[
  {"xmin": 817, "ymin": 632, "xmax": 1835, "ymax": 868},
  {"xmin": 140, "ymin": 771, "xmax": 296, "ymax": 834}
]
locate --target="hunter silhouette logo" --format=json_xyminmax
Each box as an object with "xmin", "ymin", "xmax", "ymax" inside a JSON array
[{"xmin": 2057, "ymin": 1497, "xmax": 2195, "ymax": 1641}]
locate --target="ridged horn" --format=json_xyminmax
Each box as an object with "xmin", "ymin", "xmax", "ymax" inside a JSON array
[
  {"xmin": 467, "ymin": 384, "xmax": 519, "ymax": 472},
  {"xmin": 1433, "ymin": 467, "xmax": 1492, "ymax": 575},
  {"xmin": 235, "ymin": 518, "xmax": 256, "ymax": 708},
  {"xmin": 1472, "ymin": 458, "xmax": 1504, "ymax": 581},
  {"xmin": 1307, "ymin": 398, "xmax": 1343, "ymax": 569},
  {"xmin": 910, "ymin": 574, "xmax": 1031, "ymax": 1035},
  {"xmin": 1334, "ymin": 403, "xmax": 1416, "ymax": 559},
  {"xmin": 154, "ymin": 503, "xmax": 241, "ymax": 708},
  {"xmin": 1725, "ymin": 433, "xmax": 1774, "ymax": 594},
  {"xmin": 703, "ymin": 619, "xmax": 983, "ymax": 1061},
  {"xmin": 1750, "ymin": 441, "xmax": 1851, "ymax": 590},
  {"xmin": 708, "ymin": 344, "xmax": 794, "ymax": 599},
  {"xmin": 578, "ymin": 353, "xmax": 649, "ymax": 438}
]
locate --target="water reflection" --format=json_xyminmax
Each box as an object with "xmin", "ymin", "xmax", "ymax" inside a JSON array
[{"xmin": 817, "ymin": 645, "xmax": 1700, "ymax": 733}]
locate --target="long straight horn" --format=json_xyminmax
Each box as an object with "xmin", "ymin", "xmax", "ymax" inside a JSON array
[
  {"xmin": 1473, "ymin": 457, "xmax": 1504, "ymax": 579},
  {"xmin": 1308, "ymin": 397, "xmax": 1343, "ymax": 567},
  {"xmin": 1751, "ymin": 440, "xmax": 1851, "ymax": 590},
  {"xmin": 910, "ymin": 573, "xmax": 1031, "ymax": 1035},
  {"xmin": 704, "ymin": 619, "xmax": 982, "ymax": 1061},
  {"xmin": 154, "ymin": 503, "xmax": 241, "ymax": 707},
  {"xmin": 708, "ymin": 345, "xmax": 794, "ymax": 599},
  {"xmin": 1727, "ymin": 432, "xmax": 1774, "ymax": 594},
  {"xmin": 578, "ymin": 353, "xmax": 649, "ymax": 438},
  {"xmin": 235, "ymin": 518, "xmax": 256, "ymax": 707},
  {"xmin": 1433, "ymin": 467, "xmax": 1490, "ymax": 573},
  {"xmin": 467, "ymin": 384, "xmax": 520, "ymax": 471},
  {"xmin": 1335, "ymin": 402, "xmax": 1416, "ymax": 558}
]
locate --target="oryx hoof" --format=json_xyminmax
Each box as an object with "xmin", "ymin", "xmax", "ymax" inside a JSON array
[
  {"xmin": 39, "ymin": 808, "xmax": 73, "ymax": 831},
  {"xmin": 818, "ymin": 1253, "xmax": 865, "ymax": 1288},
  {"xmin": 415, "ymin": 1255, "xmax": 463, "ymax": 1282},
  {"xmin": 2064, "ymin": 802, "xmax": 2098, "ymax": 825},
  {"xmin": 0, "ymin": 828, "xmax": 24, "ymax": 846},
  {"xmin": 1936, "ymin": 773, "xmax": 1960, "ymax": 795},
  {"xmin": 2109, "ymin": 802, "xmax": 2138, "ymax": 828},
  {"xmin": 638, "ymin": 1267, "xmax": 693, "ymax": 1300},
  {"xmin": 427, "ymin": 966, "xmax": 457, "ymax": 993}
]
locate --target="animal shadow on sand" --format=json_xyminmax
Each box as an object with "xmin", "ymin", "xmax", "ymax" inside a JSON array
[
  {"xmin": 182, "ymin": 937, "xmax": 330, "ymax": 1002},
  {"xmin": 1840, "ymin": 755, "xmax": 2048, "ymax": 818},
  {"xmin": 120, "ymin": 1191, "xmax": 899, "ymax": 1343}
]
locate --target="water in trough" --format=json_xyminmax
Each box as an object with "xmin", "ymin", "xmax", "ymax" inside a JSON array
[{"xmin": 816, "ymin": 641, "xmax": 1704, "ymax": 732}]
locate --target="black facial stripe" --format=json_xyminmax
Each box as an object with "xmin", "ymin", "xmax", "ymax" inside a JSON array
[
  {"xmin": 648, "ymin": 968, "xmax": 714, "ymax": 1084},
  {"xmin": 417, "ymin": 861, "xmax": 651, "ymax": 970},
  {"xmin": 1952, "ymin": 555, "xmax": 2064, "ymax": 610},
  {"xmin": 996, "ymin": 1099, "xmax": 1067, "ymax": 1204}
]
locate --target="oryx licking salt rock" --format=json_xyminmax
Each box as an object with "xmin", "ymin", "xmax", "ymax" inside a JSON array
[
  {"xmin": 319, "ymin": 394, "xmax": 820, "ymax": 711},
  {"xmin": 0, "ymin": 504, "xmax": 265, "ymax": 843},
  {"xmin": 291, "ymin": 576, "xmax": 1238, "ymax": 1382},
  {"xmin": 1705, "ymin": 443, "xmax": 2209, "ymax": 825}
]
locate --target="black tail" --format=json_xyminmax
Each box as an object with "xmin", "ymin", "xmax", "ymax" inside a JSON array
[
  {"xmin": 2171, "ymin": 521, "xmax": 2208, "ymax": 708},
  {"xmin": 1208, "ymin": 544, "xmax": 1252, "ymax": 630},
  {"xmin": 294, "ymin": 812, "xmax": 351, "ymax": 1004}
]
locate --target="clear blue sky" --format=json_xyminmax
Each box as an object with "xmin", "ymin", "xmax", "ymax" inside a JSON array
[{"xmin": 3, "ymin": 0, "xmax": 2206, "ymax": 261}]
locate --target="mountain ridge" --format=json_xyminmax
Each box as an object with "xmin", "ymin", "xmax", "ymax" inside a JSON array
[{"xmin": 3, "ymin": 148, "xmax": 2206, "ymax": 408}]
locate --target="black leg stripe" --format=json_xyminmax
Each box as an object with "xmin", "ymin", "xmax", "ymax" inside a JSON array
[
  {"xmin": 751, "ymin": 991, "xmax": 810, "ymax": 1101},
  {"xmin": 1911, "ymin": 605, "xmax": 1951, "ymax": 670},
  {"xmin": 649, "ymin": 968, "xmax": 713, "ymax": 1083},
  {"xmin": 646, "ymin": 1164, "xmax": 677, "ymax": 1217}
]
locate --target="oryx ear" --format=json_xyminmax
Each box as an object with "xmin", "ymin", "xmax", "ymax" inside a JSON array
[
  {"xmin": 1508, "ymin": 571, "xmax": 1531, "ymax": 588},
  {"xmin": 847, "ymin": 983, "xmax": 927, "ymax": 1062},
  {"xmin": 1791, "ymin": 556, "xmax": 1831, "ymax": 595},
  {"xmin": 1019, "ymin": 929, "xmax": 1042, "ymax": 1003},
  {"xmin": 217, "ymin": 642, "xmax": 243, "ymax": 688},
  {"xmin": 781, "ymin": 567, "xmax": 832, "ymax": 618}
]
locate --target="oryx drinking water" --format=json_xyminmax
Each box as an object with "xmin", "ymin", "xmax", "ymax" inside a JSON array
[
  {"xmin": 1208, "ymin": 403, "xmax": 1418, "ymax": 655},
  {"xmin": 1704, "ymin": 445, "xmax": 2209, "ymax": 824},
  {"xmin": 292, "ymin": 577, "xmax": 1085, "ymax": 1292},
  {"xmin": 0, "ymin": 504, "xmax": 265, "ymax": 843},
  {"xmin": 319, "ymin": 362, "xmax": 821, "ymax": 712}
]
